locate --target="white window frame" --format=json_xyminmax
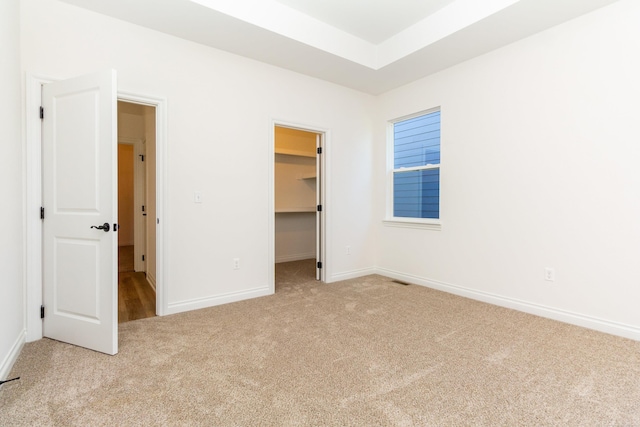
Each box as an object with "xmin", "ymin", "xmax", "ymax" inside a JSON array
[{"xmin": 384, "ymin": 107, "xmax": 442, "ymax": 231}]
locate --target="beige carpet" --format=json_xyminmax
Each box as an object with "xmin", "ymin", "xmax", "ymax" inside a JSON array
[{"xmin": 2, "ymin": 259, "xmax": 640, "ymax": 426}]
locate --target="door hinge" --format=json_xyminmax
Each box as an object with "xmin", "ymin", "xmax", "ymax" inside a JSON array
[
  {"xmin": 142, "ymin": 255, "xmax": 145, "ymax": 261},
  {"xmin": 142, "ymin": 205, "xmax": 145, "ymax": 212},
  {"xmin": 40, "ymin": 305, "xmax": 45, "ymax": 319},
  {"xmin": 317, "ymin": 147, "xmax": 322, "ymax": 155},
  {"xmin": 317, "ymin": 261, "xmax": 323, "ymax": 269},
  {"xmin": 40, "ymin": 207, "xmax": 45, "ymax": 220},
  {"xmin": 39, "ymin": 106, "xmax": 44, "ymax": 120},
  {"xmin": 139, "ymin": 154, "xmax": 144, "ymax": 162},
  {"xmin": 317, "ymin": 205, "xmax": 322, "ymax": 212}
]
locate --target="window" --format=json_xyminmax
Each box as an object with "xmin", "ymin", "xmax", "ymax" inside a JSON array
[{"xmin": 387, "ymin": 108, "xmax": 441, "ymax": 227}]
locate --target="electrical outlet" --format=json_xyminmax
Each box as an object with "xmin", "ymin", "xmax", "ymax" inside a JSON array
[
  {"xmin": 544, "ymin": 267, "xmax": 555, "ymax": 282},
  {"xmin": 233, "ymin": 258, "xmax": 240, "ymax": 270},
  {"xmin": 346, "ymin": 245, "xmax": 351, "ymax": 255}
]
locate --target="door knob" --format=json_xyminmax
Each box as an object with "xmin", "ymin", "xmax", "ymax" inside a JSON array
[{"xmin": 90, "ymin": 222, "xmax": 110, "ymax": 232}]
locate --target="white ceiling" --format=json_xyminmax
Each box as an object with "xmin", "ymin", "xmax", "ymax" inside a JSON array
[
  {"xmin": 60, "ymin": 0, "xmax": 619, "ymax": 95},
  {"xmin": 273, "ymin": 0, "xmax": 456, "ymax": 44}
]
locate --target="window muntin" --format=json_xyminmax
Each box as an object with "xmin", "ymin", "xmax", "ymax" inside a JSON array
[{"xmin": 391, "ymin": 109, "xmax": 440, "ymax": 220}]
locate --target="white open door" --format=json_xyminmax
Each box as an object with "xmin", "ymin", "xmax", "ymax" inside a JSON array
[
  {"xmin": 316, "ymin": 134, "xmax": 322, "ymax": 281},
  {"xmin": 42, "ymin": 70, "xmax": 118, "ymax": 355}
]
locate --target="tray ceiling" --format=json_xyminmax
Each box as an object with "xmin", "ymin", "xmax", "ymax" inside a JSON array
[{"xmin": 60, "ymin": 0, "xmax": 619, "ymax": 94}]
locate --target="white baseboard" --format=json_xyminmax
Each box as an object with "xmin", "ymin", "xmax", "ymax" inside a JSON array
[
  {"xmin": 376, "ymin": 268, "xmax": 640, "ymax": 342},
  {"xmin": 329, "ymin": 267, "xmax": 377, "ymax": 283},
  {"xmin": 275, "ymin": 252, "xmax": 315, "ymax": 263},
  {"xmin": 166, "ymin": 286, "xmax": 272, "ymax": 315},
  {"xmin": 0, "ymin": 330, "xmax": 25, "ymax": 380},
  {"xmin": 146, "ymin": 273, "xmax": 156, "ymax": 292}
]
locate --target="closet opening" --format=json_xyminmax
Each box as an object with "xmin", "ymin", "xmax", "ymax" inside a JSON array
[{"xmin": 274, "ymin": 125, "xmax": 324, "ymax": 288}]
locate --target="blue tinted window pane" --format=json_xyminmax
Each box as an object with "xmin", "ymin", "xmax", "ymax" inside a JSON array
[
  {"xmin": 392, "ymin": 110, "xmax": 440, "ymax": 219},
  {"xmin": 393, "ymin": 169, "xmax": 440, "ymax": 219},
  {"xmin": 394, "ymin": 111, "xmax": 440, "ymax": 168}
]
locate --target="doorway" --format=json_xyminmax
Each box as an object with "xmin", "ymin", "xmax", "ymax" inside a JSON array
[
  {"xmin": 25, "ymin": 71, "xmax": 167, "ymax": 350},
  {"xmin": 117, "ymin": 101, "xmax": 156, "ymax": 322},
  {"xmin": 274, "ymin": 125, "xmax": 323, "ymax": 288}
]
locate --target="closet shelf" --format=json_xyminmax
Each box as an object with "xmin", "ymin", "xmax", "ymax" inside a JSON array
[
  {"xmin": 275, "ymin": 207, "xmax": 316, "ymax": 213},
  {"xmin": 297, "ymin": 174, "xmax": 316, "ymax": 180},
  {"xmin": 275, "ymin": 148, "xmax": 316, "ymax": 158}
]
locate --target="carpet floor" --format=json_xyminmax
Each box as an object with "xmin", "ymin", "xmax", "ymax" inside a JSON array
[{"xmin": 2, "ymin": 259, "xmax": 640, "ymax": 426}]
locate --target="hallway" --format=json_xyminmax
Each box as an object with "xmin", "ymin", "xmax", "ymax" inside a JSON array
[{"xmin": 118, "ymin": 246, "xmax": 155, "ymax": 323}]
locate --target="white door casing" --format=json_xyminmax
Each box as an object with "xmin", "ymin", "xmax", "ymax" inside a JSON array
[{"xmin": 42, "ymin": 69, "xmax": 118, "ymax": 355}]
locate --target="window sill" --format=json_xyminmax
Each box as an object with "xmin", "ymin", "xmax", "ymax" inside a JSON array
[{"xmin": 383, "ymin": 218, "xmax": 441, "ymax": 231}]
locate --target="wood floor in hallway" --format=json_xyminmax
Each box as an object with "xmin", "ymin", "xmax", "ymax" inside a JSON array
[{"xmin": 118, "ymin": 246, "xmax": 156, "ymax": 323}]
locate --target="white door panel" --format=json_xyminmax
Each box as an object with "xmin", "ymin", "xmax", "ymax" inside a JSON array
[
  {"xmin": 54, "ymin": 238, "xmax": 100, "ymax": 319},
  {"xmin": 43, "ymin": 69, "xmax": 118, "ymax": 355}
]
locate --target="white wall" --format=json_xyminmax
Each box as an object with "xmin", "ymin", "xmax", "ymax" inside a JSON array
[
  {"xmin": 118, "ymin": 101, "xmax": 146, "ymax": 140},
  {"xmin": 375, "ymin": 0, "xmax": 640, "ymax": 339},
  {"xmin": 275, "ymin": 213, "xmax": 316, "ymax": 263},
  {"xmin": 117, "ymin": 144, "xmax": 135, "ymax": 246},
  {"xmin": 0, "ymin": 0, "xmax": 25, "ymax": 378},
  {"xmin": 21, "ymin": 0, "xmax": 376, "ymax": 315}
]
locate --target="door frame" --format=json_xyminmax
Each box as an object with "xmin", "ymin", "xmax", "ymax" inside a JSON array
[
  {"xmin": 25, "ymin": 73, "xmax": 168, "ymax": 341},
  {"xmin": 270, "ymin": 120, "xmax": 329, "ymax": 288}
]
